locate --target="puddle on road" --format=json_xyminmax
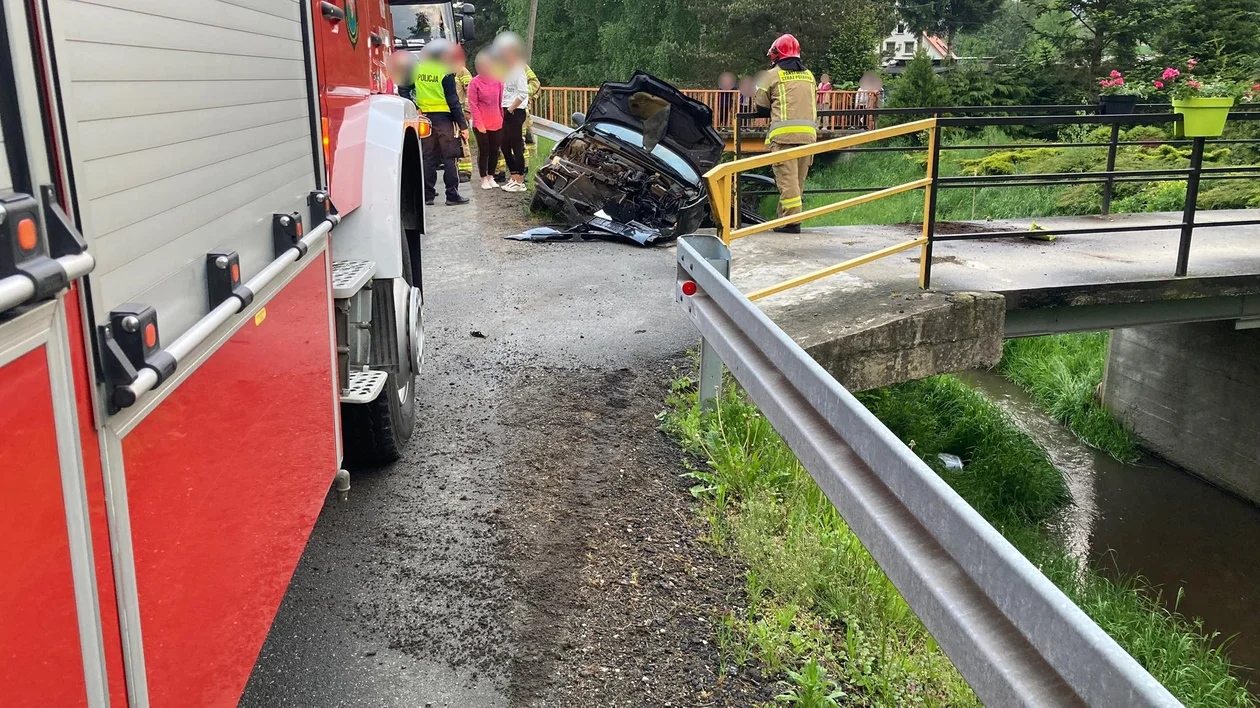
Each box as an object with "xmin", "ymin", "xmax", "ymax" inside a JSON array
[{"xmin": 958, "ymin": 369, "xmax": 1260, "ymax": 679}]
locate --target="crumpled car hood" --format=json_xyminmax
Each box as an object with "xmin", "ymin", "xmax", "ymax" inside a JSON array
[{"xmin": 583, "ymin": 72, "xmax": 724, "ymax": 175}]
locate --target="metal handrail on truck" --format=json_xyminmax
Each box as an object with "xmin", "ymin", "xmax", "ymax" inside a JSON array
[{"xmin": 676, "ymin": 234, "xmax": 1182, "ymax": 707}]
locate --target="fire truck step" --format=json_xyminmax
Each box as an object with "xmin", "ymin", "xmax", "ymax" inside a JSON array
[
  {"xmin": 331, "ymin": 259, "xmax": 377, "ymax": 299},
  {"xmin": 341, "ymin": 369, "xmax": 388, "ymax": 404}
]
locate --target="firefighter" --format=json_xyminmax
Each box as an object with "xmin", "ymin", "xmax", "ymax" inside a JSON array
[
  {"xmin": 452, "ymin": 44, "xmax": 474, "ymax": 182},
  {"xmin": 523, "ymin": 63, "xmax": 541, "ymax": 148},
  {"xmin": 754, "ymin": 34, "xmax": 817, "ymax": 234},
  {"xmin": 412, "ymin": 39, "xmax": 470, "ymax": 206}
]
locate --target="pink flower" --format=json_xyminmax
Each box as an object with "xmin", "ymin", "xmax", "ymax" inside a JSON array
[
  {"xmin": 1115, "ymin": 77, "xmax": 1124, "ymax": 85},
  {"xmin": 1099, "ymin": 79, "xmax": 1109, "ymax": 86},
  {"xmin": 1162, "ymin": 67, "xmax": 1180, "ymax": 80},
  {"xmin": 1187, "ymin": 79, "xmax": 1202, "ymax": 89},
  {"xmin": 1253, "ymin": 83, "xmax": 1260, "ymax": 91},
  {"xmin": 1110, "ymin": 70, "xmax": 1122, "ymax": 78},
  {"xmin": 1153, "ymin": 80, "xmax": 1164, "ymax": 89},
  {"xmin": 1187, "ymin": 58, "xmax": 1198, "ymax": 68}
]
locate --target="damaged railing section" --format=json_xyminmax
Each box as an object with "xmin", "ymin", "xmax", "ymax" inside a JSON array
[
  {"xmin": 675, "ymin": 234, "xmax": 1181, "ymax": 708},
  {"xmin": 703, "ymin": 118, "xmax": 939, "ymax": 300}
]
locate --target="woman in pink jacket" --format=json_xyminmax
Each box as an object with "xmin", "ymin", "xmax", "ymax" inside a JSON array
[{"xmin": 467, "ymin": 52, "xmax": 505, "ymax": 190}]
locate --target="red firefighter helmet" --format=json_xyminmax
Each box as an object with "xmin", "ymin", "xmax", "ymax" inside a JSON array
[{"xmin": 767, "ymin": 34, "xmax": 801, "ymax": 61}]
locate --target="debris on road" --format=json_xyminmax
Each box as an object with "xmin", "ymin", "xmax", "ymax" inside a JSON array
[{"xmin": 505, "ymin": 215, "xmax": 669, "ymax": 247}]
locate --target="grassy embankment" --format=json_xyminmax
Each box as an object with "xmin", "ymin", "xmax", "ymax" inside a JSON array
[
  {"xmin": 751, "ymin": 123, "xmax": 1260, "ymax": 227},
  {"xmin": 663, "ymin": 371, "xmax": 1254, "ymax": 706},
  {"xmin": 999, "ymin": 332, "xmax": 1141, "ymax": 462}
]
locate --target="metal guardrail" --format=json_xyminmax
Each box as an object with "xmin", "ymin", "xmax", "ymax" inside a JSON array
[
  {"xmin": 529, "ymin": 115, "xmax": 573, "ymax": 143},
  {"xmin": 675, "ymin": 234, "xmax": 1181, "ymax": 707}
]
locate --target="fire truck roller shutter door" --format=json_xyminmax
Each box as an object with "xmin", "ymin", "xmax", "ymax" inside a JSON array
[{"xmin": 42, "ymin": 0, "xmax": 321, "ymax": 345}]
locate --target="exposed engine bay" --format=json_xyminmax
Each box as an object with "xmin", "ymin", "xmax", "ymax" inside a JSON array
[{"xmin": 534, "ymin": 130, "xmax": 705, "ymax": 233}]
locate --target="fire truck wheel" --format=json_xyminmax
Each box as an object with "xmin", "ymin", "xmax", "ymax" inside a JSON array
[{"xmin": 342, "ymin": 242, "xmax": 419, "ymax": 467}]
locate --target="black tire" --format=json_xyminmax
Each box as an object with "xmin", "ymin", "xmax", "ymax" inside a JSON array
[{"xmin": 341, "ymin": 237, "xmax": 419, "ymax": 468}]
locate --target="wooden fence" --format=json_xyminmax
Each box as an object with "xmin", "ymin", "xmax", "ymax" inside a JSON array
[{"xmin": 534, "ymin": 88, "xmax": 882, "ymax": 133}]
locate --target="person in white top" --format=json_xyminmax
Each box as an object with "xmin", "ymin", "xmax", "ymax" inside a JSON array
[{"xmin": 494, "ymin": 32, "xmax": 530, "ymax": 192}]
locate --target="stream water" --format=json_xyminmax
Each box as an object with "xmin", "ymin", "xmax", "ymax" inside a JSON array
[{"xmin": 958, "ymin": 370, "xmax": 1260, "ymax": 680}]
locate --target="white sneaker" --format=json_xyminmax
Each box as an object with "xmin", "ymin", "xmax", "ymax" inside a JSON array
[
  {"xmin": 503, "ymin": 181, "xmax": 526, "ymax": 192},
  {"xmin": 481, "ymin": 178, "xmax": 496, "ymax": 190}
]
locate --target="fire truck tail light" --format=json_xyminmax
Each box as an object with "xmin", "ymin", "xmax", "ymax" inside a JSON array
[
  {"xmin": 681, "ymin": 281, "xmax": 698, "ymax": 296},
  {"xmin": 144, "ymin": 322, "xmax": 156, "ymax": 348},
  {"xmin": 16, "ymin": 217, "xmax": 37, "ymax": 252}
]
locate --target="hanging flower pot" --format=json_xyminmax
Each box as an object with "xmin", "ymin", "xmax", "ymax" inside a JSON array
[
  {"xmin": 1098, "ymin": 94, "xmax": 1138, "ymax": 115},
  {"xmin": 1172, "ymin": 97, "xmax": 1235, "ymax": 137}
]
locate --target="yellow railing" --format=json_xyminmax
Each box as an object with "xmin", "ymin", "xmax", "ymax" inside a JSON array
[{"xmin": 704, "ymin": 118, "xmax": 940, "ymax": 300}]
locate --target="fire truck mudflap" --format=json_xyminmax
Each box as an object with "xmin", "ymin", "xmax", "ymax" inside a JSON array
[{"xmin": 0, "ymin": 0, "xmax": 425, "ymax": 703}]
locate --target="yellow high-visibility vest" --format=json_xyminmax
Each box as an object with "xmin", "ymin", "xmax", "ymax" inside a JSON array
[{"xmin": 411, "ymin": 59, "xmax": 451, "ymax": 115}]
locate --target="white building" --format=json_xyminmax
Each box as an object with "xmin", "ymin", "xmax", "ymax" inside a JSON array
[{"xmin": 879, "ymin": 21, "xmax": 956, "ymax": 72}]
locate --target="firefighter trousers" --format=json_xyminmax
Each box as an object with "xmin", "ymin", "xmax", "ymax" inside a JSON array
[{"xmin": 770, "ymin": 140, "xmax": 813, "ymax": 218}]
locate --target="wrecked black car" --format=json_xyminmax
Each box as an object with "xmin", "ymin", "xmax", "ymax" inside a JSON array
[{"xmin": 531, "ymin": 72, "xmax": 725, "ymax": 240}]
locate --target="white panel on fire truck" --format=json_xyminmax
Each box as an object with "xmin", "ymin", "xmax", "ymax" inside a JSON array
[{"xmin": 45, "ymin": 0, "xmax": 316, "ymax": 340}]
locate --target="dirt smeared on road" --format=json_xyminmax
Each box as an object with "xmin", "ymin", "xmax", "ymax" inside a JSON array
[{"xmin": 499, "ymin": 365, "xmax": 774, "ymax": 706}]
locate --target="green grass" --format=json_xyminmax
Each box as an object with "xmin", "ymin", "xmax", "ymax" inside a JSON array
[
  {"xmin": 663, "ymin": 371, "xmax": 1255, "ymax": 706},
  {"xmin": 663, "ymin": 376, "xmax": 977, "ymax": 706},
  {"xmin": 526, "ymin": 135, "xmax": 555, "ymax": 192},
  {"xmin": 998, "ymin": 333, "xmax": 1142, "ymax": 463}
]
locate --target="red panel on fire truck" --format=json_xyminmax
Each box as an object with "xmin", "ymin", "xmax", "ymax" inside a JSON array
[
  {"xmin": 0, "ymin": 348, "xmax": 88, "ymax": 707},
  {"xmin": 120, "ymin": 260, "xmax": 338, "ymax": 705}
]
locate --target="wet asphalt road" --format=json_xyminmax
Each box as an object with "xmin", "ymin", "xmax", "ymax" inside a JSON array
[{"xmin": 240, "ymin": 184, "xmax": 693, "ymax": 706}]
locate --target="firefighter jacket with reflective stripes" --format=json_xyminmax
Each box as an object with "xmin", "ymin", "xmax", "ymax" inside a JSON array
[
  {"xmin": 455, "ymin": 65, "xmax": 472, "ymax": 111},
  {"xmin": 754, "ymin": 64, "xmax": 818, "ymax": 145},
  {"xmin": 411, "ymin": 59, "xmax": 468, "ymax": 129},
  {"xmin": 525, "ymin": 64, "xmax": 541, "ymax": 98}
]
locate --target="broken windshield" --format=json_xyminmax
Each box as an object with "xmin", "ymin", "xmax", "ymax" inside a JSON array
[
  {"xmin": 588, "ymin": 122, "xmax": 700, "ymax": 185},
  {"xmin": 392, "ymin": 4, "xmax": 450, "ymax": 43}
]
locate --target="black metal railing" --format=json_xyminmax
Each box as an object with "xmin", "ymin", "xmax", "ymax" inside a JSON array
[{"xmin": 730, "ymin": 106, "xmax": 1260, "ymax": 287}]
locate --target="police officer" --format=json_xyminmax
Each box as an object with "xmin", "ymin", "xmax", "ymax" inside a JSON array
[
  {"xmin": 412, "ymin": 39, "xmax": 470, "ymax": 206},
  {"xmin": 754, "ymin": 34, "xmax": 817, "ymax": 234}
]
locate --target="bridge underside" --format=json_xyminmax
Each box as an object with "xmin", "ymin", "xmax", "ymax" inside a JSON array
[{"xmin": 729, "ymin": 210, "xmax": 1260, "ymax": 391}]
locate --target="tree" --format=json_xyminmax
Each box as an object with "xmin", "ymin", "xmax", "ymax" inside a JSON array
[
  {"xmin": 1150, "ymin": 0, "xmax": 1260, "ymax": 78},
  {"xmin": 690, "ymin": 0, "xmax": 896, "ymax": 84},
  {"xmin": 823, "ymin": 3, "xmax": 892, "ymax": 84},
  {"xmin": 1024, "ymin": 0, "xmax": 1159, "ymax": 79},
  {"xmin": 885, "ymin": 48, "xmax": 951, "ymax": 108},
  {"xmin": 898, "ymin": 0, "xmax": 1005, "ymax": 49}
]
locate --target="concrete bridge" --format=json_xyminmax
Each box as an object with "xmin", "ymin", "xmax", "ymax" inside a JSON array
[{"xmin": 731, "ymin": 208, "xmax": 1260, "ymax": 503}]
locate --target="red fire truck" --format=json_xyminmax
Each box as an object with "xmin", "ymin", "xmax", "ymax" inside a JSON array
[{"xmin": 0, "ymin": 1, "xmax": 442, "ymax": 704}]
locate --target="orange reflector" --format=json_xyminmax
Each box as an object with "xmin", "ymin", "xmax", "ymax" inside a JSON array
[
  {"xmin": 144, "ymin": 323, "xmax": 156, "ymax": 348},
  {"xmin": 681, "ymin": 281, "xmax": 698, "ymax": 296},
  {"xmin": 417, "ymin": 120, "xmax": 432, "ymax": 138},
  {"xmin": 321, "ymin": 116, "xmax": 332, "ymax": 167},
  {"xmin": 296, "ymin": 222, "xmax": 303, "ymax": 236},
  {"xmin": 17, "ymin": 218, "xmax": 37, "ymax": 252},
  {"xmin": 230, "ymin": 263, "xmax": 240, "ymax": 283}
]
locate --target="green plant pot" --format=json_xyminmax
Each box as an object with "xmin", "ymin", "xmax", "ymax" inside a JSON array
[{"xmin": 1171, "ymin": 97, "xmax": 1235, "ymax": 137}]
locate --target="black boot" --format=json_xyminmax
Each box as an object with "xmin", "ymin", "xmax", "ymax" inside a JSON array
[
  {"xmin": 446, "ymin": 194, "xmax": 470, "ymax": 206},
  {"xmin": 773, "ymin": 223, "xmax": 802, "ymax": 234}
]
